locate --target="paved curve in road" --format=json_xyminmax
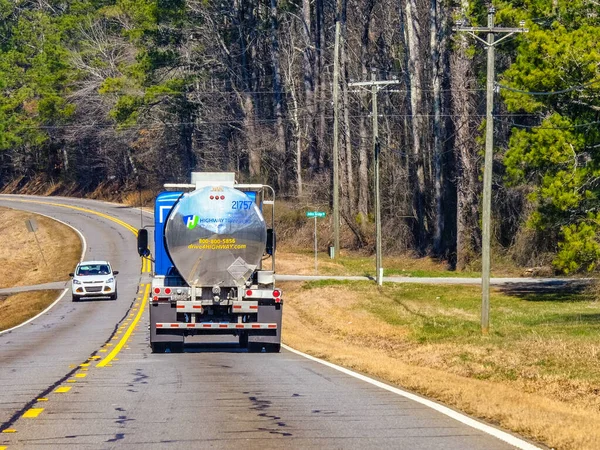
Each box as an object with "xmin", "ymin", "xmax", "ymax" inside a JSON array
[{"xmin": 0, "ymin": 194, "xmax": 537, "ymax": 449}]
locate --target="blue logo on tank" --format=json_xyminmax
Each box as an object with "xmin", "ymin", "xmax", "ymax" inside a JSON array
[{"xmin": 183, "ymin": 215, "xmax": 199, "ymax": 229}]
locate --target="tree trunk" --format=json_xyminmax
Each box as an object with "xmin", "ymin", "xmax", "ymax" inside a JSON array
[
  {"xmin": 340, "ymin": 0, "xmax": 354, "ymax": 215},
  {"xmin": 235, "ymin": 0, "xmax": 260, "ymax": 179},
  {"xmin": 404, "ymin": 0, "xmax": 427, "ymax": 254},
  {"xmin": 302, "ymin": 0, "xmax": 316, "ymax": 179},
  {"xmin": 315, "ymin": 0, "xmax": 326, "ymax": 171},
  {"xmin": 430, "ymin": 0, "xmax": 443, "ymax": 254},
  {"xmin": 451, "ymin": 2, "xmax": 479, "ymax": 270},
  {"xmin": 357, "ymin": 0, "xmax": 375, "ymax": 223},
  {"xmin": 270, "ymin": 0, "xmax": 286, "ymax": 188}
]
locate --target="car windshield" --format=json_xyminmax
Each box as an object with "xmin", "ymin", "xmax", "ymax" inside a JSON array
[{"xmin": 77, "ymin": 264, "xmax": 111, "ymax": 276}]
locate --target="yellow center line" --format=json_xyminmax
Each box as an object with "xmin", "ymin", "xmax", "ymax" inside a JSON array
[
  {"xmin": 0, "ymin": 199, "xmax": 139, "ymax": 235},
  {"xmin": 1, "ymin": 429, "xmax": 16, "ymax": 433},
  {"xmin": 96, "ymin": 284, "xmax": 149, "ymax": 368},
  {"xmin": 55, "ymin": 387, "xmax": 71, "ymax": 393},
  {"xmin": 23, "ymin": 408, "xmax": 44, "ymax": 418},
  {"xmin": 75, "ymin": 373, "xmax": 87, "ymax": 378}
]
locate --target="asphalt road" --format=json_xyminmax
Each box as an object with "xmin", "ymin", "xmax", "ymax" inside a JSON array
[{"xmin": 0, "ymin": 194, "xmax": 533, "ymax": 449}]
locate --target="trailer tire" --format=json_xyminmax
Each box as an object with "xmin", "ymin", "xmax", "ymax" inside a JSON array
[
  {"xmin": 151, "ymin": 342, "xmax": 167, "ymax": 353},
  {"xmin": 169, "ymin": 342, "xmax": 184, "ymax": 353},
  {"xmin": 265, "ymin": 344, "xmax": 281, "ymax": 353},
  {"xmin": 239, "ymin": 332, "xmax": 248, "ymax": 348},
  {"xmin": 247, "ymin": 342, "xmax": 263, "ymax": 353}
]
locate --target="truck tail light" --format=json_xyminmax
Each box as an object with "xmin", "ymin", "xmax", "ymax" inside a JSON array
[
  {"xmin": 246, "ymin": 290, "xmax": 253, "ymax": 297},
  {"xmin": 154, "ymin": 287, "xmax": 161, "ymax": 294},
  {"xmin": 164, "ymin": 288, "xmax": 172, "ymax": 295},
  {"xmin": 272, "ymin": 289, "xmax": 281, "ymax": 298}
]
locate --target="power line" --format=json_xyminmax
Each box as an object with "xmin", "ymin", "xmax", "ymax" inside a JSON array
[
  {"xmin": 498, "ymin": 118, "xmax": 600, "ymax": 130},
  {"xmin": 497, "ymin": 79, "xmax": 600, "ymax": 96}
]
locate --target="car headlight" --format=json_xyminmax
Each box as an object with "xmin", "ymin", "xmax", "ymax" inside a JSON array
[
  {"xmin": 73, "ymin": 279, "xmax": 82, "ymax": 285},
  {"xmin": 106, "ymin": 277, "xmax": 114, "ymax": 284}
]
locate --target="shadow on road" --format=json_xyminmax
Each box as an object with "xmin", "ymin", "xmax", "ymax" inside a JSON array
[
  {"xmin": 498, "ymin": 279, "xmax": 596, "ymax": 302},
  {"xmin": 183, "ymin": 342, "xmax": 247, "ymax": 353}
]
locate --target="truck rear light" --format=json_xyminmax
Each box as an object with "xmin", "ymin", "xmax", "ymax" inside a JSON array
[
  {"xmin": 153, "ymin": 295, "xmax": 158, "ymax": 301},
  {"xmin": 272, "ymin": 289, "xmax": 281, "ymax": 298},
  {"xmin": 154, "ymin": 287, "xmax": 161, "ymax": 294},
  {"xmin": 164, "ymin": 288, "xmax": 172, "ymax": 295},
  {"xmin": 246, "ymin": 290, "xmax": 253, "ymax": 297}
]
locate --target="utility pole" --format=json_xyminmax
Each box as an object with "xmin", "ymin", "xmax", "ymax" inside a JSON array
[
  {"xmin": 349, "ymin": 76, "xmax": 400, "ymax": 286},
  {"xmin": 454, "ymin": 8, "xmax": 527, "ymax": 334},
  {"xmin": 332, "ymin": 5, "xmax": 341, "ymax": 259},
  {"xmin": 371, "ymin": 70, "xmax": 383, "ymax": 286}
]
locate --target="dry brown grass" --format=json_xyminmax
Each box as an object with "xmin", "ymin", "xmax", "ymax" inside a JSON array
[
  {"xmin": 0, "ymin": 206, "xmax": 82, "ymax": 288},
  {"xmin": 0, "ymin": 290, "xmax": 62, "ymax": 331},
  {"xmin": 281, "ymin": 281, "xmax": 600, "ymax": 450}
]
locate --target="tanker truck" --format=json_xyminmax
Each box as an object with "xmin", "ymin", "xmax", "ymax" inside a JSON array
[{"xmin": 137, "ymin": 172, "xmax": 282, "ymax": 353}]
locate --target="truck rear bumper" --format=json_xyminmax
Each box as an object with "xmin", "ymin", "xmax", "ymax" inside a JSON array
[{"xmin": 156, "ymin": 323, "xmax": 277, "ymax": 330}]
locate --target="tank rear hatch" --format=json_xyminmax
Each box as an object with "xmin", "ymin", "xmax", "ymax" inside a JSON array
[{"xmin": 164, "ymin": 185, "xmax": 267, "ymax": 287}]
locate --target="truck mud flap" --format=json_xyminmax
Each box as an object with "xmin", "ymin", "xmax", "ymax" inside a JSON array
[
  {"xmin": 150, "ymin": 302, "xmax": 183, "ymax": 344},
  {"xmin": 248, "ymin": 304, "xmax": 282, "ymax": 346}
]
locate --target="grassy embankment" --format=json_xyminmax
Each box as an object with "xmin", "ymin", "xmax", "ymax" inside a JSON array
[
  {"xmin": 279, "ymin": 273, "xmax": 600, "ymax": 450},
  {"xmin": 0, "ymin": 206, "xmax": 81, "ymax": 331}
]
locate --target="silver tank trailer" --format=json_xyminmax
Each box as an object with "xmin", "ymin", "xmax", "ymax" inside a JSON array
[{"xmin": 164, "ymin": 186, "xmax": 267, "ymax": 287}]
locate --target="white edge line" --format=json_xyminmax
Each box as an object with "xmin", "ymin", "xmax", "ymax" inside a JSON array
[
  {"xmin": 282, "ymin": 344, "xmax": 542, "ymax": 450},
  {"xmin": 0, "ymin": 211, "xmax": 88, "ymax": 336},
  {"xmin": 0, "ymin": 289, "xmax": 69, "ymax": 336}
]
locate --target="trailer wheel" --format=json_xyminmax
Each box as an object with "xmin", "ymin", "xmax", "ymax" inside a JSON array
[
  {"xmin": 247, "ymin": 342, "xmax": 263, "ymax": 353},
  {"xmin": 239, "ymin": 332, "xmax": 248, "ymax": 348},
  {"xmin": 265, "ymin": 344, "xmax": 281, "ymax": 353},
  {"xmin": 151, "ymin": 342, "xmax": 166, "ymax": 353},
  {"xmin": 169, "ymin": 342, "xmax": 184, "ymax": 353}
]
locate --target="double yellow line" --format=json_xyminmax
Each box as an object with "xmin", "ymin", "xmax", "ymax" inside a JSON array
[{"xmin": 96, "ymin": 284, "xmax": 149, "ymax": 367}]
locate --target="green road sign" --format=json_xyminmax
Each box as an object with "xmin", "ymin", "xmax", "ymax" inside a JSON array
[{"xmin": 306, "ymin": 211, "xmax": 326, "ymax": 218}]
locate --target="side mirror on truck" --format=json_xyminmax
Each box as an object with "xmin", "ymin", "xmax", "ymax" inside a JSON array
[
  {"xmin": 137, "ymin": 228, "xmax": 150, "ymax": 257},
  {"xmin": 266, "ymin": 228, "xmax": 276, "ymax": 255}
]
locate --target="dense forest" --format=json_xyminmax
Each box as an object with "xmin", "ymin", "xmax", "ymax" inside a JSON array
[{"xmin": 0, "ymin": 0, "xmax": 599, "ymax": 272}]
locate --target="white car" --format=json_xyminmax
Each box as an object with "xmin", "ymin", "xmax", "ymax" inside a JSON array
[{"xmin": 70, "ymin": 261, "xmax": 119, "ymax": 301}]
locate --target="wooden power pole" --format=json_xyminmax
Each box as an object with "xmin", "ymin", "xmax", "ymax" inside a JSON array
[
  {"xmin": 454, "ymin": 8, "xmax": 527, "ymax": 334},
  {"xmin": 349, "ymin": 76, "xmax": 400, "ymax": 286}
]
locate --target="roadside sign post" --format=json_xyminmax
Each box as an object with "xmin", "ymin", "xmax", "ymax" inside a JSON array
[
  {"xmin": 306, "ymin": 211, "xmax": 327, "ymax": 273},
  {"xmin": 25, "ymin": 218, "xmax": 48, "ymax": 266}
]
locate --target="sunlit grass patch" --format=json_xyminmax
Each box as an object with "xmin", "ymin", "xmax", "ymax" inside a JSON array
[
  {"xmin": 0, "ymin": 206, "xmax": 81, "ymax": 288},
  {"xmin": 281, "ymin": 279, "xmax": 600, "ymax": 449},
  {"xmin": 0, "ymin": 290, "xmax": 61, "ymax": 331}
]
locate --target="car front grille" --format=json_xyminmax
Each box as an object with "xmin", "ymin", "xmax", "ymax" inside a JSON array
[{"xmin": 85, "ymin": 286, "xmax": 103, "ymax": 293}]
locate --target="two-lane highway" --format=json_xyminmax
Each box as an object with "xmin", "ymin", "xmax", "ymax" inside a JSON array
[{"xmin": 0, "ymin": 195, "xmax": 537, "ymax": 449}]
